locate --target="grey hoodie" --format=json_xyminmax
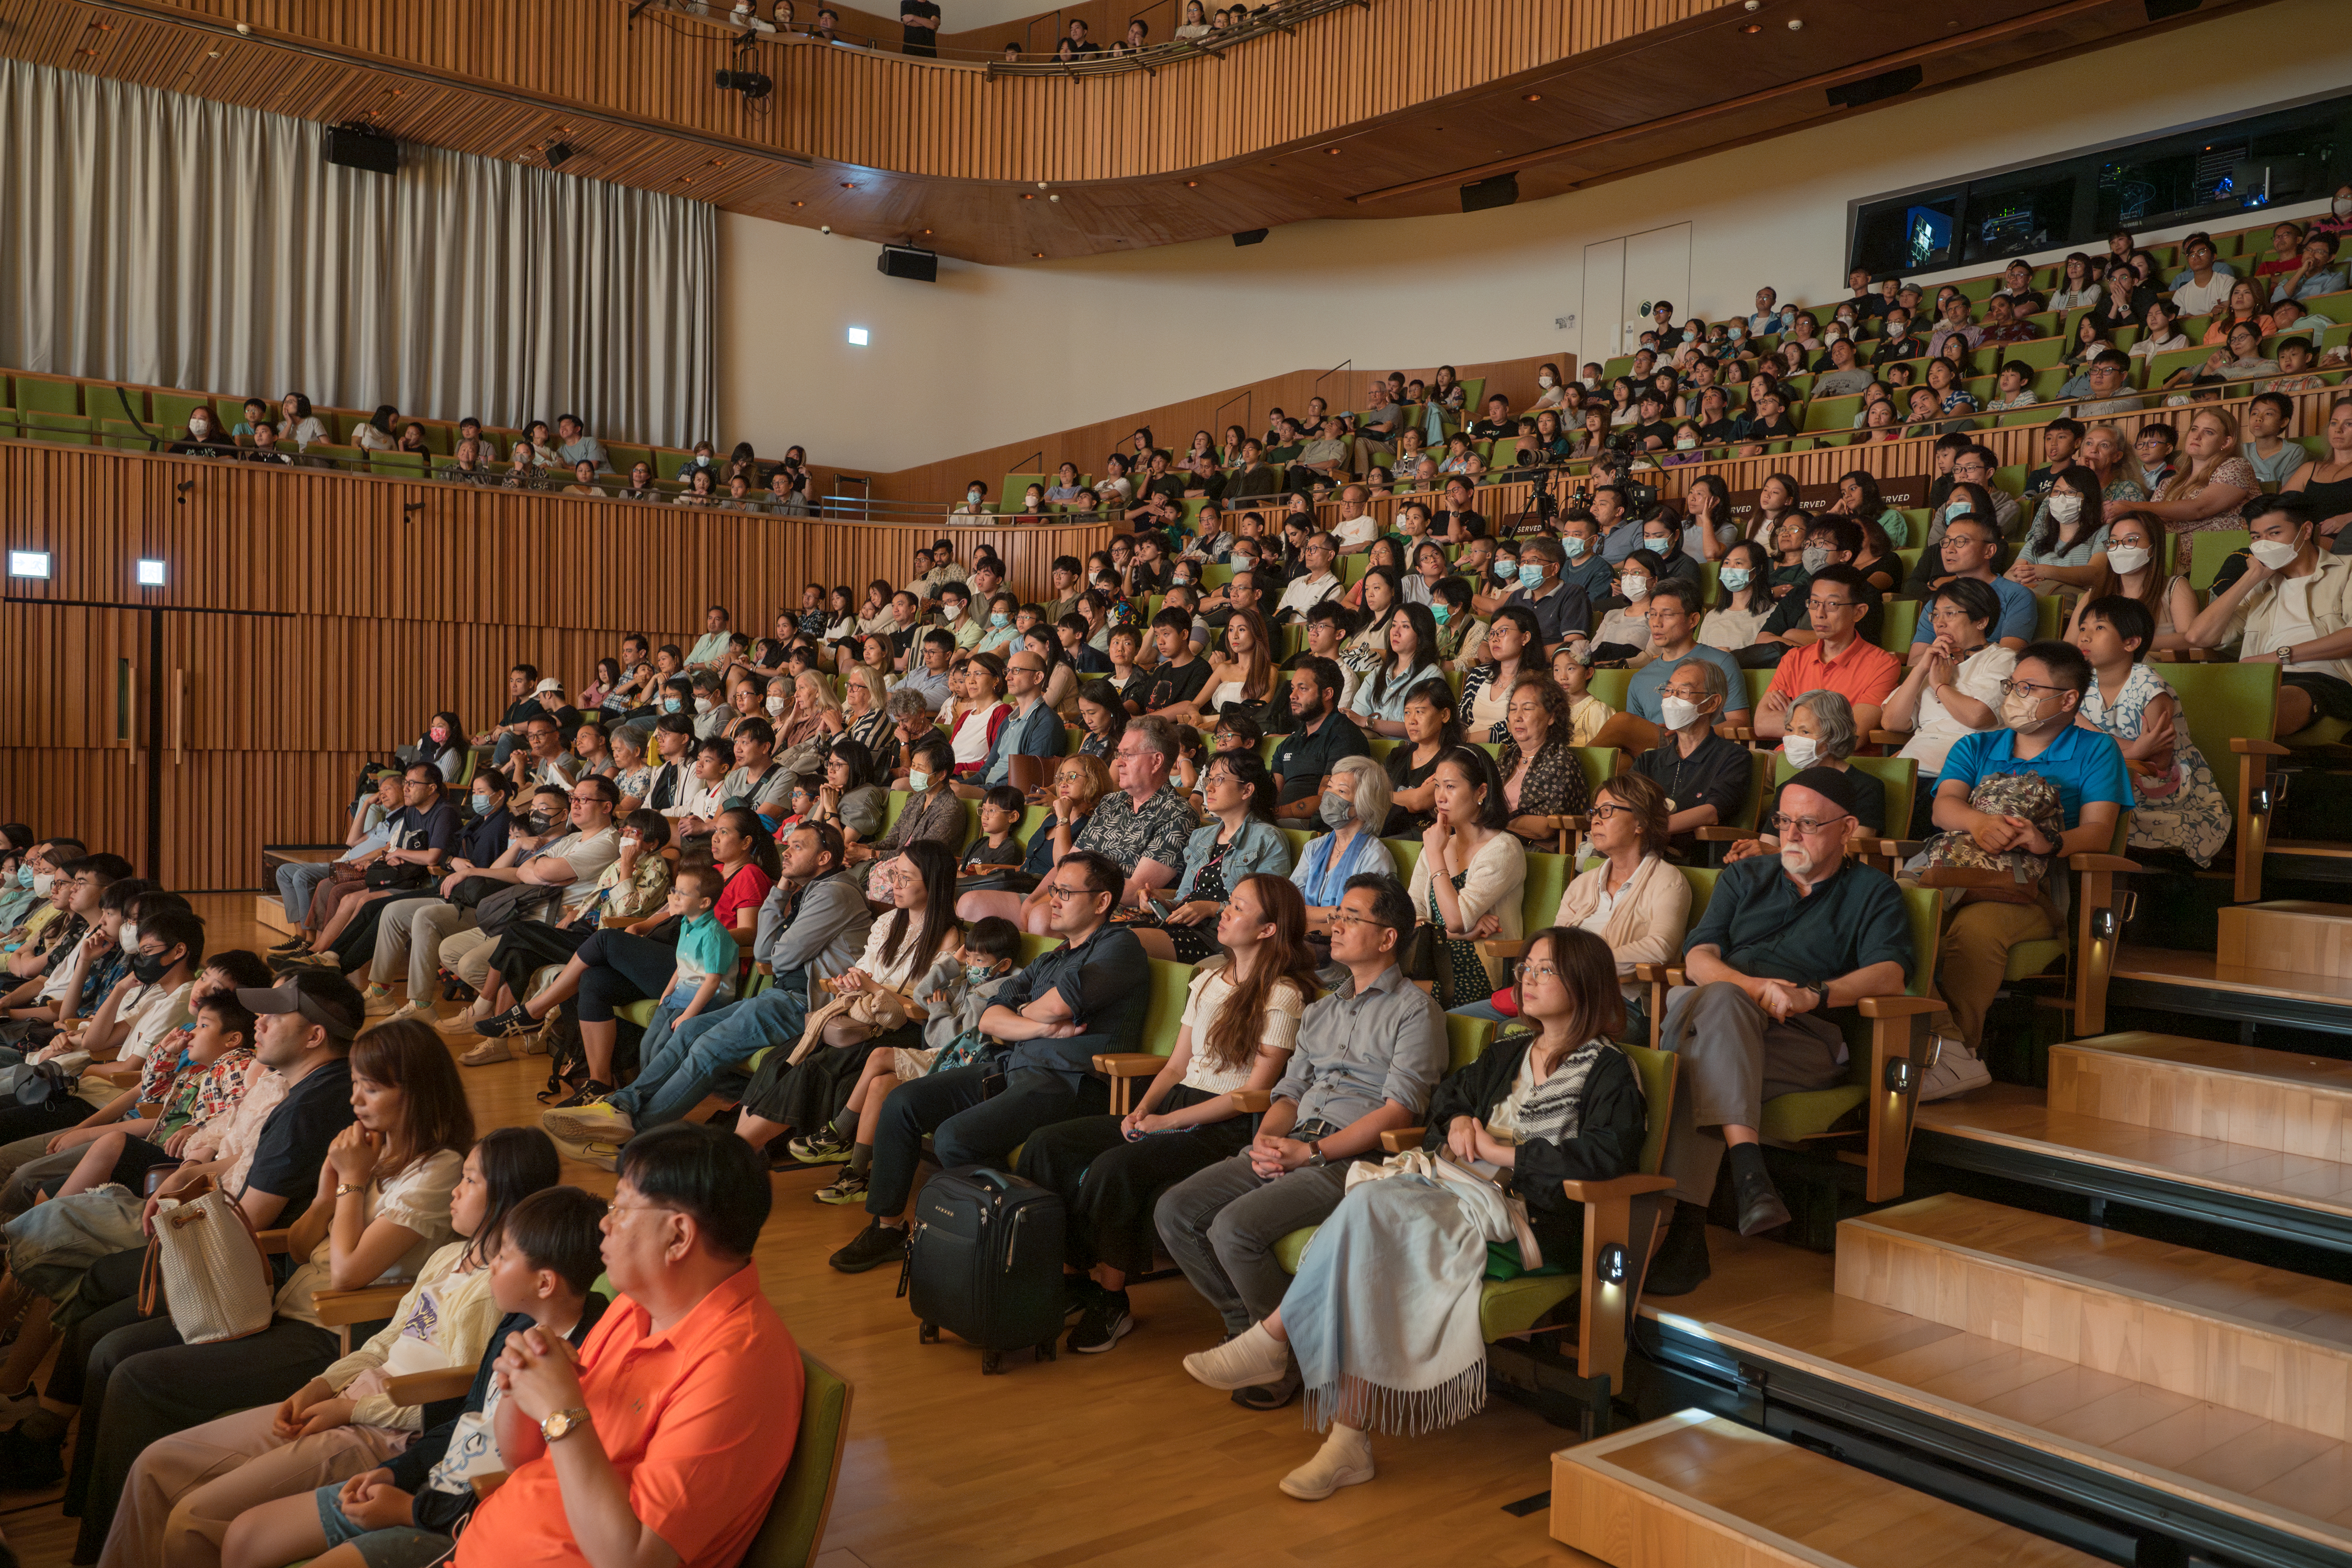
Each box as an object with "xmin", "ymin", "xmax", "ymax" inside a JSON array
[{"xmin": 753, "ymin": 870, "xmax": 872, "ymax": 985}]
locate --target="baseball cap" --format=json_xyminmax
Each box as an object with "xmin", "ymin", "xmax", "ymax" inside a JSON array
[
  {"xmin": 237, "ymin": 972, "xmax": 364, "ymax": 1040},
  {"xmin": 535, "ymin": 678, "xmax": 564, "ymax": 695}
]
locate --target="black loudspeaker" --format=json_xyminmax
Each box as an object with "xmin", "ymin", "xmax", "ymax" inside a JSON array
[
  {"xmin": 1460, "ymin": 173, "xmax": 1519, "ymax": 213},
  {"xmin": 877, "ymin": 245, "xmax": 938, "ymax": 282},
  {"xmin": 1232, "ymin": 229, "xmax": 1269, "ymax": 246},
  {"xmin": 1825, "ymin": 64, "xmax": 1923, "ymax": 111},
  {"xmin": 325, "ymin": 125, "xmax": 398, "ymax": 176},
  {"xmin": 2144, "ymin": 0, "xmax": 2200, "ymax": 18}
]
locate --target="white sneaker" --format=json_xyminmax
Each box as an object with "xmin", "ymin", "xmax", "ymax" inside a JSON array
[
  {"xmin": 1278, "ymin": 1425, "xmax": 1375, "ymax": 1500},
  {"xmin": 386, "ymin": 1000, "xmax": 430, "ymax": 1024},
  {"xmin": 1918, "ymin": 1046, "xmax": 1991, "ymax": 1102},
  {"xmin": 459, "ymin": 1038, "xmax": 513, "ymax": 1067},
  {"xmin": 436, "ymin": 1008, "xmax": 485, "ymax": 1037},
  {"xmin": 1181, "ymin": 1323, "xmax": 1290, "ymax": 1391}
]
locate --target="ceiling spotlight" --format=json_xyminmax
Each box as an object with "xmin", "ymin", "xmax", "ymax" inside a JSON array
[
  {"xmin": 791, "ymin": 199, "xmax": 805, "ymax": 207},
  {"xmin": 1186, "ymin": 180, "xmax": 1199, "ymax": 188},
  {"xmin": 1048, "ymin": 194, "xmax": 1059, "ymax": 201},
  {"xmin": 819, "ymin": 225, "xmax": 832, "ymax": 234},
  {"xmin": 1744, "ymin": 0, "xmax": 1760, "ymax": 8},
  {"xmin": 1523, "ymin": 92, "xmax": 1542, "ymax": 101},
  {"xmin": 1740, "ymin": 21, "xmax": 1761, "ymax": 29},
  {"xmin": 234, "ymin": 20, "xmax": 251, "ymax": 32},
  {"xmin": 1787, "ymin": 17, "xmax": 1803, "ymax": 26},
  {"xmin": 1032, "ymin": 251, "xmax": 1045, "ymax": 258},
  {"xmin": 1324, "ymin": 147, "xmax": 1340, "ymax": 155},
  {"xmin": 713, "ymin": 68, "xmax": 773, "ymax": 100},
  {"xmin": 839, "ymin": 181, "xmax": 855, "ymax": 189},
  {"xmin": 1021, "ymin": 193, "xmax": 1035, "ymax": 199},
  {"xmin": 1036, "ymin": 181, "xmax": 1048, "ymax": 190}
]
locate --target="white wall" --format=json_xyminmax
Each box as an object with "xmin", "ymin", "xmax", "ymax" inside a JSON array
[{"xmin": 717, "ymin": 0, "xmax": 2352, "ymax": 472}]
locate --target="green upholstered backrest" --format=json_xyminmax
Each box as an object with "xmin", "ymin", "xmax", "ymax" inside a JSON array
[
  {"xmin": 1679, "ymin": 866, "xmax": 1718, "ymax": 929},
  {"xmin": 1447, "ymin": 1011, "xmax": 1494, "ymax": 1073},
  {"xmin": 741, "ymin": 1350, "xmax": 854, "ymax": 1568},
  {"xmin": 1586, "ymin": 669, "xmax": 1632, "ymax": 712},
  {"xmin": 1573, "ymin": 746, "xmax": 1618, "ymax": 800},
  {"xmin": 1622, "ymin": 1043, "xmax": 1678, "ymax": 1177},
  {"xmin": 2160, "ymin": 660, "xmax": 2278, "ymax": 787},
  {"xmin": 1384, "ymin": 836, "xmax": 1421, "ymax": 889},
  {"xmin": 1521, "ymin": 851, "xmax": 1569, "ymax": 934},
  {"xmin": 1876, "ymin": 599, "xmax": 1920, "ymax": 655},
  {"xmin": 1141, "ymin": 959, "xmax": 1195, "ymax": 1058},
  {"xmin": 1771, "ymin": 753, "xmax": 1916, "ymax": 838}
]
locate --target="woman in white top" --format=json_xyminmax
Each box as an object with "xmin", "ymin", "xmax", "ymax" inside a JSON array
[
  {"xmin": 1018, "ymin": 873, "xmax": 1318, "ymax": 1348},
  {"xmin": 2127, "ymin": 299, "xmax": 2190, "ymax": 363},
  {"xmin": 1346, "ymin": 603, "xmax": 1447, "ymax": 738},
  {"xmin": 1459, "ymin": 606, "xmax": 1538, "ymax": 742},
  {"xmin": 1408, "ymin": 746, "xmax": 1527, "ymax": 1011},
  {"xmin": 75, "ymin": 1019, "xmax": 473, "ymax": 1556},
  {"xmin": 2049, "ymin": 252, "xmax": 2104, "ymax": 312},
  {"xmin": 1174, "ymin": 0, "xmax": 1212, "ymax": 36},
  {"xmin": 352, "ymin": 405, "xmax": 401, "ymax": 453},
  {"xmin": 276, "ymin": 392, "xmax": 329, "ymax": 451},
  {"xmin": 1883, "ymin": 577, "xmax": 2013, "ymax": 834},
  {"xmin": 1697, "ymin": 540, "xmax": 1774, "ymax": 655},
  {"xmin": 946, "ymin": 654, "xmax": 1010, "ymax": 779},
  {"xmin": 1591, "ymin": 552, "xmax": 1658, "ymax": 662},
  {"xmin": 109, "ymin": 1126, "xmax": 560, "ymax": 1567}
]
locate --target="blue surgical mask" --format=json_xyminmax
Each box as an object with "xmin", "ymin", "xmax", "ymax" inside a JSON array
[
  {"xmin": 1431, "ymin": 602, "xmax": 1451, "ymax": 624},
  {"xmin": 1681, "ymin": 329, "xmax": 1696, "ymax": 342},
  {"xmin": 1493, "ymin": 560, "xmax": 1516, "ymax": 582},
  {"xmin": 1517, "ymin": 563, "xmax": 1544, "ymax": 589},
  {"xmin": 662, "ymin": 697, "xmax": 682, "ymax": 713},
  {"xmin": 990, "ymin": 612, "xmax": 1010, "ymax": 628},
  {"xmin": 471, "ymin": 790, "xmax": 492, "ymax": 811},
  {"xmin": 13, "ymin": 865, "xmax": 29, "ymax": 890},
  {"xmin": 1719, "ymin": 567, "xmax": 1752, "ymax": 590},
  {"xmin": 1562, "ymin": 536, "xmax": 1588, "ymax": 559},
  {"xmin": 1944, "ymin": 502, "xmax": 1970, "ymax": 521}
]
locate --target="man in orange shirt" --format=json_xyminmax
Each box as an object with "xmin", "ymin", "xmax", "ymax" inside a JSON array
[
  {"xmin": 1753, "ymin": 565, "xmax": 1901, "ymax": 744},
  {"xmin": 463, "ymin": 1123, "xmax": 803, "ymax": 1568}
]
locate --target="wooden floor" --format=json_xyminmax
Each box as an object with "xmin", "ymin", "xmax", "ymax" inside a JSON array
[{"xmin": 0, "ymin": 895, "xmax": 1603, "ymax": 1568}]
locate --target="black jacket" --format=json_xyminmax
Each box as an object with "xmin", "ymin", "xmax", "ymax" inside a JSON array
[
  {"xmin": 386, "ymin": 1295, "xmax": 611, "ymax": 1531},
  {"xmin": 1417, "ymin": 1032, "xmax": 1646, "ymax": 1263}
]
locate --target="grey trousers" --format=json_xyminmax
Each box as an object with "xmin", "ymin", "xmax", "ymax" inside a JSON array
[
  {"xmin": 1153, "ymin": 1152, "xmax": 1350, "ymax": 1338},
  {"xmin": 0, "ymin": 1129, "xmax": 56, "ymax": 1214},
  {"xmin": 3, "ymin": 1144, "xmax": 91, "ymax": 1218},
  {"xmin": 1655, "ymin": 981, "xmax": 1846, "ymax": 1207},
  {"xmin": 370, "ymin": 898, "xmax": 474, "ymax": 993},
  {"xmin": 273, "ymin": 861, "xmax": 338, "ymax": 923}
]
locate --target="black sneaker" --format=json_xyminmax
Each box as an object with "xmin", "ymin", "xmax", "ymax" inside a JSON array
[
  {"xmin": 268, "ymin": 937, "xmax": 308, "ymax": 954},
  {"xmin": 1232, "ymin": 1358, "xmax": 1301, "ymax": 1411},
  {"xmin": 1063, "ymin": 1275, "xmax": 1105, "ymax": 1326},
  {"xmin": 827, "ymin": 1219, "xmax": 909, "ymax": 1274},
  {"xmin": 1069, "ymin": 1291, "xmax": 1133, "ymax": 1353},
  {"xmin": 1733, "ymin": 1169, "xmax": 1792, "ymax": 1237}
]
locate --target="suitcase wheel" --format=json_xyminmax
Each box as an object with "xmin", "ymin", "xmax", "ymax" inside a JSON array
[
  {"xmin": 918, "ymin": 1321, "xmax": 939, "ymax": 1344},
  {"xmin": 982, "ymin": 1350, "xmax": 1003, "ymax": 1375},
  {"xmin": 1038, "ymin": 1338, "xmax": 1058, "ymax": 1362}
]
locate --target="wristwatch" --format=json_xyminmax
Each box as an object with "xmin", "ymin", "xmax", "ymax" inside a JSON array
[
  {"xmin": 1305, "ymin": 1141, "xmax": 1330, "ymax": 1169},
  {"xmin": 540, "ymin": 1406, "xmax": 592, "ymax": 1443},
  {"xmin": 335, "ymin": 1182, "xmax": 366, "ymax": 1197}
]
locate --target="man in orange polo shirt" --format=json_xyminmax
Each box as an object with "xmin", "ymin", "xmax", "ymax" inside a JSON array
[
  {"xmin": 463, "ymin": 1123, "xmax": 802, "ymax": 1568},
  {"xmin": 1753, "ymin": 564, "xmax": 1901, "ymax": 744}
]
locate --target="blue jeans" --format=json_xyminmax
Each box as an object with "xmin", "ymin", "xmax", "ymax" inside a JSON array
[
  {"xmin": 274, "ymin": 860, "xmax": 338, "ymax": 922},
  {"xmin": 611, "ymin": 970, "xmax": 807, "ymax": 1127}
]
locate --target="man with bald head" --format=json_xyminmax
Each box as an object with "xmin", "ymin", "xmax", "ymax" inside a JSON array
[{"xmin": 1647, "ymin": 767, "xmax": 1914, "ymax": 1296}]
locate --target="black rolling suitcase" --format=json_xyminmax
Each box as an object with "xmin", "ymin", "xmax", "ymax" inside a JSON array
[{"xmin": 898, "ymin": 1167, "xmax": 1066, "ymax": 1373}]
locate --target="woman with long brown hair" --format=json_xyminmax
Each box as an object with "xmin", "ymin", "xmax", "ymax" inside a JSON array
[
  {"xmin": 1018, "ymin": 873, "xmax": 1321, "ymax": 1353},
  {"xmin": 1181, "ymin": 926, "xmax": 1643, "ymax": 1500}
]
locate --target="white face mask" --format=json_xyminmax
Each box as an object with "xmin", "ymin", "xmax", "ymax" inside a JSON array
[
  {"xmin": 1581, "ymin": 376, "xmax": 1601, "ymax": 390},
  {"xmin": 1537, "ymin": 374, "xmax": 1555, "ymax": 388},
  {"xmin": 31, "ymin": 872, "xmax": 53, "ymax": 896},
  {"xmin": 907, "ymin": 769, "xmax": 932, "ymax": 791},
  {"xmin": 119, "ymin": 922, "xmax": 140, "ymax": 954},
  {"xmin": 1619, "ymin": 574, "xmax": 1649, "ymax": 598},
  {"xmin": 2250, "ymin": 538, "xmax": 2300, "ymax": 569},
  {"xmin": 1659, "ymin": 696, "xmax": 1700, "ymax": 731},
  {"xmin": 766, "ymin": 695, "xmax": 788, "ymax": 716},
  {"xmin": 2104, "ymin": 544, "xmax": 2151, "ymax": 575},
  {"xmin": 694, "ymin": 697, "xmax": 715, "ymax": 714},
  {"xmin": 1780, "ymin": 735, "xmax": 1819, "ymax": 769},
  {"xmin": 2048, "ymin": 493, "xmax": 2082, "ymax": 525}
]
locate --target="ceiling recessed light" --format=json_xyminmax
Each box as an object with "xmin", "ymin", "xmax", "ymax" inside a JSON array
[
  {"xmin": 839, "ymin": 180, "xmax": 855, "ymax": 189},
  {"xmin": 1740, "ymin": 22, "xmax": 1761, "ymax": 30},
  {"xmin": 846, "ymin": 326, "xmax": 869, "ymax": 346},
  {"xmin": 1325, "ymin": 147, "xmax": 1340, "ymax": 155},
  {"xmin": 1186, "ymin": 180, "xmax": 1199, "ymax": 188},
  {"xmin": 1523, "ymin": 92, "xmax": 1542, "ymax": 101},
  {"xmin": 1032, "ymin": 251, "xmax": 1044, "ymax": 257},
  {"xmin": 1021, "ymin": 193, "xmax": 1035, "ymax": 199},
  {"xmin": 923, "ymin": 228, "xmax": 931, "ymax": 234},
  {"xmin": 792, "ymin": 199, "xmax": 805, "ymax": 207}
]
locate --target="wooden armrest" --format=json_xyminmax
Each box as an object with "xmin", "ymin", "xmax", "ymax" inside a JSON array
[
  {"xmin": 2066, "ymin": 853, "xmax": 2140, "ymax": 873},
  {"xmin": 312, "ymin": 1284, "xmax": 410, "ymax": 1328},
  {"xmin": 1856, "ymin": 994, "xmax": 1945, "ymax": 1018},
  {"xmin": 470, "ymin": 1471, "xmax": 510, "ymax": 1500},
  {"xmin": 135, "ymin": 1100, "xmax": 166, "ymax": 1118},
  {"xmin": 1378, "ymin": 1127, "xmax": 1426, "ymax": 1153},
  {"xmin": 1475, "ymin": 938, "xmax": 1529, "ymax": 962},
  {"xmin": 1691, "ymin": 827, "xmax": 1751, "ymax": 842},
  {"xmin": 1630, "ymin": 962, "xmax": 1683, "ymax": 986},
  {"xmin": 386, "ymin": 1366, "xmax": 478, "ymax": 1407},
  {"xmin": 2230, "ymin": 737, "xmax": 2291, "ymax": 757},
  {"xmin": 1229, "ymin": 1089, "xmax": 1273, "ymax": 1113},
  {"xmin": 1867, "ymin": 729, "xmax": 1914, "ymax": 748},
  {"xmin": 1091, "ymin": 1053, "xmax": 1167, "ymax": 1078},
  {"xmin": 254, "ymin": 1228, "xmax": 290, "ymax": 1255},
  {"xmin": 1559, "ymin": 1173, "xmax": 1678, "ymax": 1204}
]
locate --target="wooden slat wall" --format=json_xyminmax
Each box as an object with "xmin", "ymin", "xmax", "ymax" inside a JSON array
[
  {"xmin": 23, "ymin": 0, "xmax": 1739, "ymax": 184},
  {"xmin": 0, "ymin": 439, "xmax": 1108, "ymax": 887}
]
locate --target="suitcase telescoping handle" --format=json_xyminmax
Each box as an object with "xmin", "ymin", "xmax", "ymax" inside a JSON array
[{"xmin": 972, "ymin": 1169, "xmax": 1015, "ymax": 1198}]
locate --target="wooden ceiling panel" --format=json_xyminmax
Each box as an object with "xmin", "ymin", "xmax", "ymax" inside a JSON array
[{"xmin": 0, "ymin": 0, "xmax": 2268, "ymax": 266}]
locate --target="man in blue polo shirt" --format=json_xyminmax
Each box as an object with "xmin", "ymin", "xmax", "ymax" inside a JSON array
[
  {"xmin": 1619, "ymin": 581, "xmax": 1750, "ymax": 749},
  {"xmin": 1905, "ymin": 515, "xmax": 2037, "ymax": 651},
  {"xmin": 1923, "ymin": 639, "xmax": 2130, "ymax": 1101}
]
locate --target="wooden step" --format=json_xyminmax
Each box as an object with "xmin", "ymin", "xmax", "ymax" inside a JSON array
[
  {"xmin": 1552, "ymin": 1409, "xmax": 2108, "ymax": 1568},
  {"xmin": 2111, "ymin": 944, "xmax": 2352, "ymax": 1007},
  {"xmin": 2052, "ymin": 1032, "xmax": 2352, "ymax": 1162},
  {"xmin": 1690, "ymin": 1292, "xmax": 2352, "ymax": 1555},
  {"xmin": 2216, "ymin": 901, "xmax": 2352, "ymax": 981},
  {"xmin": 1838, "ymin": 1194, "xmax": 2352, "ymax": 1440},
  {"xmin": 1915, "ymin": 1084, "xmax": 2352, "ymax": 1223}
]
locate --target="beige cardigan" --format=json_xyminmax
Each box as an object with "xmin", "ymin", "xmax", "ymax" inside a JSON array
[
  {"xmin": 1406, "ymin": 828, "xmax": 1527, "ymax": 938},
  {"xmin": 1553, "ymin": 852, "xmax": 1691, "ymax": 980}
]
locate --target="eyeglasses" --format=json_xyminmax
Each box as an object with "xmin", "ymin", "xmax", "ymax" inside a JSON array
[
  {"xmin": 1804, "ymin": 598, "xmax": 1858, "ymax": 615},
  {"xmin": 1511, "ymin": 961, "xmax": 1562, "ymax": 982},
  {"xmin": 1997, "ymin": 679, "xmax": 2063, "ymax": 699},
  {"xmin": 1770, "ymin": 813, "xmax": 1853, "ymax": 836},
  {"xmin": 1328, "ymin": 909, "xmax": 1395, "ymax": 932},
  {"xmin": 1587, "ymin": 802, "xmax": 1634, "ymax": 822},
  {"xmin": 1044, "ymin": 882, "xmax": 1101, "ymax": 903}
]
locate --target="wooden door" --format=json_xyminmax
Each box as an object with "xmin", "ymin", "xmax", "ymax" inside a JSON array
[{"xmin": 0, "ymin": 601, "xmax": 150, "ymax": 874}]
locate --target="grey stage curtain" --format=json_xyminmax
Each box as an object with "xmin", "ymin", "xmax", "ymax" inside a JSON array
[{"xmin": 0, "ymin": 59, "xmax": 716, "ymax": 448}]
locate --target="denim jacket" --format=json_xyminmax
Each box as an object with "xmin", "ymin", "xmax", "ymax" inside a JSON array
[{"xmin": 1172, "ymin": 815, "xmax": 1294, "ymax": 901}]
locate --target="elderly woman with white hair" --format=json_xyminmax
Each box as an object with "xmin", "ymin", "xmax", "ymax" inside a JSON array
[
  {"xmin": 1725, "ymin": 689, "xmax": 1886, "ymax": 862},
  {"xmin": 1289, "ymin": 755, "xmax": 1398, "ymax": 954}
]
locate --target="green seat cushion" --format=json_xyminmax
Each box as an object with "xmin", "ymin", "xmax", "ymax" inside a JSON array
[
  {"xmin": 2004, "ymin": 937, "xmax": 2067, "ymax": 984},
  {"xmin": 616, "ymin": 999, "xmax": 660, "ymax": 1028},
  {"xmin": 1274, "ymin": 1225, "xmax": 1316, "ymax": 1273},
  {"xmin": 1760, "ymin": 1084, "xmax": 1867, "ymax": 1143},
  {"xmin": 2286, "ymin": 714, "xmax": 2352, "ymax": 749},
  {"xmin": 1479, "ymin": 1273, "xmax": 1580, "ymax": 1342}
]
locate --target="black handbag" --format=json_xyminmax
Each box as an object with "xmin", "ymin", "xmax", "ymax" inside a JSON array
[
  {"xmin": 363, "ymin": 861, "xmax": 431, "ymax": 892},
  {"xmin": 445, "ymin": 876, "xmax": 506, "ymax": 910},
  {"xmin": 1397, "ymin": 920, "xmax": 1444, "ymax": 988}
]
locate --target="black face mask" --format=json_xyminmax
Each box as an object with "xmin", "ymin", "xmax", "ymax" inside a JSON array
[{"xmin": 130, "ymin": 950, "xmax": 173, "ymax": 985}]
